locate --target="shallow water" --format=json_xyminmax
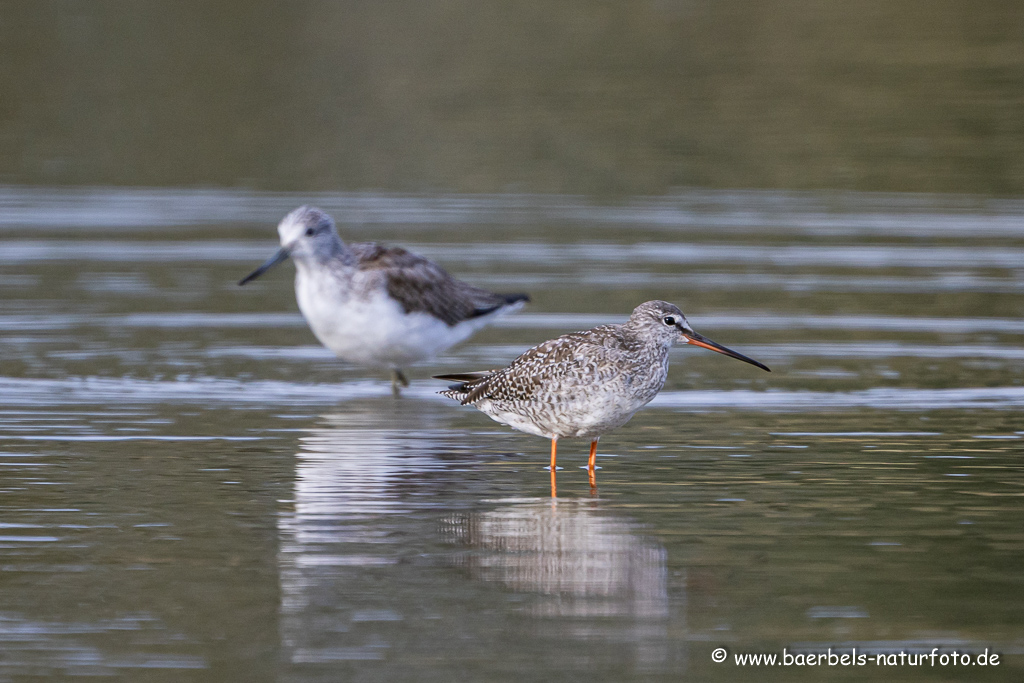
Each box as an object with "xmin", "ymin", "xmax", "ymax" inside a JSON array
[{"xmin": 1, "ymin": 187, "xmax": 1023, "ymax": 681}]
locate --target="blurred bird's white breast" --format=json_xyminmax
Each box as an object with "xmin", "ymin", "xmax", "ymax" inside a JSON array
[{"xmin": 293, "ymin": 269, "xmax": 480, "ymax": 368}]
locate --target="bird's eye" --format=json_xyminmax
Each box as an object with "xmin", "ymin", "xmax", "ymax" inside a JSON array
[
  {"xmin": 663, "ymin": 316, "xmax": 676, "ymax": 326},
  {"xmin": 305, "ymin": 227, "xmax": 316, "ymax": 237}
]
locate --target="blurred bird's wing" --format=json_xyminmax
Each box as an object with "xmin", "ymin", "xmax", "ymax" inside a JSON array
[{"xmin": 351, "ymin": 243, "xmax": 528, "ymax": 326}]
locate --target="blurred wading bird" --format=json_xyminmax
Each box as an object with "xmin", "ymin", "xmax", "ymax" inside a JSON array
[
  {"xmin": 436, "ymin": 300, "xmax": 770, "ymax": 495},
  {"xmin": 239, "ymin": 206, "xmax": 529, "ymax": 394}
]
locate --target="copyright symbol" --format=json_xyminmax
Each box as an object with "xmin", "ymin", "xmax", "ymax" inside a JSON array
[{"xmin": 712, "ymin": 647, "xmax": 727, "ymax": 663}]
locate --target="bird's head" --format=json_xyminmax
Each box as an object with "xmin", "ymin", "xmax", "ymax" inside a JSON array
[
  {"xmin": 238, "ymin": 206, "xmax": 343, "ymax": 286},
  {"xmin": 629, "ymin": 300, "xmax": 770, "ymax": 372},
  {"xmin": 275, "ymin": 206, "xmax": 338, "ymax": 260}
]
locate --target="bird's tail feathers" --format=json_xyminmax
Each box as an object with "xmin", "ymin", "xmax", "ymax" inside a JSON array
[
  {"xmin": 501, "ymin": 292, "xmax": 530, "ymax": 305},
  {"xmin": 434, "ymin": 371, "xmax": 493, "ymax": 404},
  {"xmin": 433, "ymin": 372, "xmax": 492, "ymax": 383},
  {"xmin": 468, "ymin": 293, "xmax": 529, "ymax": 319}
]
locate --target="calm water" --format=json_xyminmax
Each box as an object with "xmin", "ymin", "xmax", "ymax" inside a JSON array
[
  {"xmin": 3, "ymin": 2, "xmax": 1024, "ymax": 196},
  {"xmin": 1, "ymin": 187, "xmax": 1022, "ymax": 681}
]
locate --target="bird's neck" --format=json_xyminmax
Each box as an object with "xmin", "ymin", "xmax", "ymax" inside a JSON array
[
  {"xmin": 620, "ymin": 324, "xmax": 674, "ymax": 360},
  {"xmin": 297, "ymin": 236, "xmax": 358, "ymax": 273},
  {"xmin": 327, "ymin": 236, "xmax": 357, "ymax": 266}
]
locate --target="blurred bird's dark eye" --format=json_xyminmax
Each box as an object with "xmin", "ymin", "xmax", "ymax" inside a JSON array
[
  {"xmin": 663, "ymin": 316, "xmax": 676, "ymax": 326},
  {"xmin": 305, "ymin": 227, "xmax": 316, "ymax": 236}
]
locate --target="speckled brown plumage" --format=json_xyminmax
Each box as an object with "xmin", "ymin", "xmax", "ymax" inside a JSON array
[
  {"xmin": 437, "ymin": 301, "xmax": 769, "ymax": 484},
  {"xmin": 439, "ymin": 302, "xmax": 682, "ymax": 440}
]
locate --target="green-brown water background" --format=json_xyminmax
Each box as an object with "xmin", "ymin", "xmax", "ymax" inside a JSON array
[{"xmin": 1, "ymin": 2, "xmax": 1023, "ymax": 681}]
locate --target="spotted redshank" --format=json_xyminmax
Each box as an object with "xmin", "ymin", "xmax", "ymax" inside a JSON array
[
  {"xmin": 436, "ymin": 300, "xmax": 769, "ymax": 495},
  {"xmin": 239, "ymin": 206, "xmax": 528, "ymax": 394}
]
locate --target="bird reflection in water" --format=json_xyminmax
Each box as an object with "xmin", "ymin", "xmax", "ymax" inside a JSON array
[
  {"xmin": 445, "ymin": 498, "xmax": 678, "ymax": 670},
  {"xmin": 278, "ymin": 407, "xmax": 681, "ymax": 672},
  {"xmin": 278, "ymin": 406, "xmax": 453, "ymax": 665}
]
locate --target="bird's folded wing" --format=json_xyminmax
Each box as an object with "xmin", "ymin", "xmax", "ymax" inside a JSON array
[
  {"xmin": 459, "ymin": 336, "xmax": 618, "ymax": 404},
  {"xmin": 351, "ymin": 242, "xmax": 526, "ymax": 326}
]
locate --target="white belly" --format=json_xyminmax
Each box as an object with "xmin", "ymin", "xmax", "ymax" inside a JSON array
[
  {"xmin": 476, "ymin": 390, "xmax": 652, "ymax": 441},
  {"xmin": 294, "ymin": 272, "xmax": 492, "ymax": 368}
]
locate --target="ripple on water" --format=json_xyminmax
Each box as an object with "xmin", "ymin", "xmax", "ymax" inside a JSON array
[
  {"xmin": 2, "ymin": 376, "xmax": 1024, "ymax": 412},
  {"xmin": 3, "ymin": 185, "xmax": 1024, "ymax": 235},
  {"xmin": 0, "ymin": 614, "xmax": 207, "ymax": 677}
]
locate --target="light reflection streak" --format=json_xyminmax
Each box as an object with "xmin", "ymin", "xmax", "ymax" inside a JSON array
[
  {"xmin": 5, "ymin": 311, "xmax": 1024, "ymax": 334},
  {"xmin": 4, "ymin": 376, "xmax": 1024, "ymax": 411},
  {"xmin": 3, "ymin": 185, "xmax": 1024, "ymax": 237}
]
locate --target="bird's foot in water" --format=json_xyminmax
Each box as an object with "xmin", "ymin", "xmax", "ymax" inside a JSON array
[{"xmin": 391, "ymin": 369, "xmax": 410, "ymax": 397}]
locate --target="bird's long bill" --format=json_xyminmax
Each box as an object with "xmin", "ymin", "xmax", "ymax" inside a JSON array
[
  {"xmin": 238, "ymin": 247, "xmax": 290, "ymax": 286},
  {"xmin": 683, "ymin": 331, "xmax": 771, "ymax": 372}
]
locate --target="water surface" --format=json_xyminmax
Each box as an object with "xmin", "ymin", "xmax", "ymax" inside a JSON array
[{"xmin": 1, "ymin": 187, "xmax": 1023, "ymax": 681}]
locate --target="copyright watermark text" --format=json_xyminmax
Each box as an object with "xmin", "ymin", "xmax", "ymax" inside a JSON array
[{"xmin": 712, "ymin": 646, "xmax": 1000, "ymax": 667}]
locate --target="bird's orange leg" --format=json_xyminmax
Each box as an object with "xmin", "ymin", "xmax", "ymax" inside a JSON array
[
  {"xmin": 550, "ymin": 438, "xmax": 558, "ymax": 498},
  {"xmin": 588, "ymin": 439, "xmax": 599, "ymax": 494}
]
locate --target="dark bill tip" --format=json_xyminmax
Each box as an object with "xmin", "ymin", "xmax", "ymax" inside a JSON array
[
  {"xmin": 684, "ymin": 332, "xmax": 771, "ymax": 372},
  {"xmin": 238, "ymin": 247, "xmax": 290, "ymax": 286}
]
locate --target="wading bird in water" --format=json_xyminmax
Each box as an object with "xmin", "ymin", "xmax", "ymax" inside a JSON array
[
  {"xmin": 436, "ymin": 301, "xmax": 770, "ymax": 496},
  {"xmin": 240, "ymin": 206, "xmax": 528, "ymax": 395}
]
